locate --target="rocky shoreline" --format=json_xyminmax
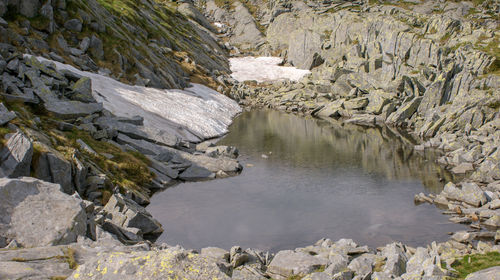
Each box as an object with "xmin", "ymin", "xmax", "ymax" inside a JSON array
[{"xmin": 0, "ymin": 0, "xmax": 499, "ymax": 279}]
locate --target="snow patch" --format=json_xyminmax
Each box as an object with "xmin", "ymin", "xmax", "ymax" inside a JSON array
[
  {"xmin": 229, "ymin": 57, "xmax": 310, "ymax": 83},
  {"xmin": 31, "ymin": 56, "xmax": 241, "ymax": 143}
]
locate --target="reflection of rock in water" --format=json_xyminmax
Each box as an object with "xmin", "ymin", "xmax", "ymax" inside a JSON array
[{"xmin": 222, "ymin": 110, "xmax": 456, "ymax": 193}]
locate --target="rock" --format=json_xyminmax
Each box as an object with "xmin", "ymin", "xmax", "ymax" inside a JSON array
[
  {"xmin": 44, "ymin": 100, "xmax": 103, "ymax": 118},
  {"xmin": 267, "ymin": 250, "xmax": 328, "ymax": 279},
  {"xmin": 465, "ymin": 266, "xmax": 500, "ymax": 280},
  {"xmin": 19, "ymin": 0, "xmax": 40, "ymax": 18},
  {"xmin": 32, "ymin": 142, "xmax": 74, "ymax": 194},
  {"xmin": 76, "ymin": 139, "xmax": 97, "ymax": 155},
  {"xmin": 0, "ymin": 131, "xmax": 33, "ymax": 178},
  {"xmin": 178, "ymin": 165, "xmax": 215, "ymax": 181},
  {"xmin": 200, "ymin": 247, "xmax": 230, "ymax": 261},
  {"xmin": 348, "ymin": 253, "xmax": 376, "ymax": 278},
  {"xmin": 442, "ymin": 182, "xmax": 487, "ymax": 207},
  {"xmin": 64, "ymin": 18, "xmax": 82, "ymax": 32},
  {"xmin": 344, "ymin": 97, "xmax": 369, "ymax": 110},
  {"xmin": 288, "ymin": 30, "xmax": 323, "ymax": 70},
  {"xmin": 68, "ymin": 247, "xmax": 231, "ymax": 279},
  {"xmin": 386, "ymin": 97, "xmax": 423, "ymax": 125},
  {"xmin": 451, "ymin": 162, "xmax": 474, "ymax": 174},
  {"xmin": 0, "ymin": 177, "xmax": 87, "ymax": 247},
  {"xmin": 100, "ymin": 194, "xmax": 163, "ymax": 242},
  {"xmin": 0, "ymin": 102, "xmax": 15, "ymax": 125},
  {"xmin": 79, "ymin": 37, "xmax": 90, "ymax": 52},
  {"xmin": 484, "ymin": 215, "xmax": 500, "ymax": 229},
  {"xmin": 70, "ymin": 77, "xmax": 96, "ymax": 103},
  {"xmin": 89, "ymin": 35, "xmax": 104, "ymax": 60}
]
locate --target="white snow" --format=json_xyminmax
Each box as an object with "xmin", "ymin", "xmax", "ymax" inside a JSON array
[
  {"xmin": 229, "ymin": 57, "xmax": 310, "ymax": 83},
  {"xmin": 30, "ymin": 56, "xmax": 241, "ymax": 143}
]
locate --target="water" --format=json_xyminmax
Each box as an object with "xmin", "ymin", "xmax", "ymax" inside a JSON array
[{"xmin": 148, "ymin": 110, "xmax": 463, "ymax": 251}]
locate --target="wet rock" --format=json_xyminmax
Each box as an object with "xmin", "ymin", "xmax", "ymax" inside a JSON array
[
  {"xmin": 0, "ymin": 131, "xmax": 33, "ymax": 178},
  {"xmin": 0, "ymin": 177, "xmax": 87, "ymax": 247}
]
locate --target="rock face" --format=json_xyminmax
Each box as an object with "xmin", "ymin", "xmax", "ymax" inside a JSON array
[
  {"xmin": 0, "ymin": 132, "xmax": 33, "ymax": 178},
  {"xmin": 0, "ymin": 177, "xmax": 87, "ymax": 247}
]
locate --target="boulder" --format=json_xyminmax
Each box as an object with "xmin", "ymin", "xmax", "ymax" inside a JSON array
[
  {"xmin": 386, "ymin": 97, "xmax": 423, "ymax": 125},
  {"xmin": 64, "ymin": 18, "xmax": 82, "ymax": 32},
  {"xmin": 68, "ymin": 247, "xmax": 231, "ymax": 280},
  {"xmin": 267, "ymin": 250, "xmax": 328, "ymax": 279},
  {"xmin": 69, "ymin": 77, "xmax": 96, "ymax": 103},
  {"xmin": 465, "ymin": 266, "xmax": 500, "ymax": 280},
  {"xmin": 0, "ymin": 177, "xmax": 87, "ymax": 247},
  {"xmin": 0, "ymin": 131, "xmax": 33, "ymax": 178},
  {"xmin": 32, "ymin": 142, "xmax": 74, "ymax": 194},
  {"xmin": 178, "ymin": 165, "xmax": 215, "ymax": 181},
  {"xmin": 288, "ymin": 30, "xmax": 323, "ymax": 70},
  {"xmin": 0, "ymin": 102, "xmax": 15, "ymax": 125},
  {"xmin": 89, "ymin": 35, "xmax": 104, "ymax": 60},
  {"xmin": 19, "ymin": 0, "xmax": 40, "ymax": 18},
  {"xmin": 442, "ymin": 182, "xmax": 487, "ymax": 207},
  {"xmin": 99, "ymin": 194, "xmax": 163, "ymax": 242}
]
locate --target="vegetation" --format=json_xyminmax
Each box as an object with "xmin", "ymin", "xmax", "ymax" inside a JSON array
[{"xmin": 451, "ymin": 252, "xmax": 500, "ymax": 279}]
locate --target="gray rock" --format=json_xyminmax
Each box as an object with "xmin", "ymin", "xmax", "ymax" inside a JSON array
[
  {"xmin": 0, "ymin": 131, "xmax": 33, "ymax": 178},
  {"xmin": 89, "ymin": 35, "xmax": 104, "ymax": 60},
  {"xmin": 100, "ymin": 194, "xmax": 163, "ymax": 242},
  {"xmin": 178, "ymin": 165, "xmax": 215, "ymax": 181},
  {"xmin": 70, "ymin": 77, "xmax": 96, "ymax": 103},
  {"xmin": 32, "ymin": 142, "xmax": 74, "ymax": 194},
  {"xmin": 442, "ymin": 182, "xmax": 487, "ymax": 207},
  {"xmin": 267, "ymin": 250, "xmax": 328, "ymax": 279},
  {"xmin": 79, "ymin": 37, "xmax": 91, "ymax": 52},
  {"xmin": 64, "ymin": 18, "xmax": 82, "ymax": 32},
  {"xmin": 44, "ymin": 100, "xmax": 103, "ymax": 118},
  {"xmin": 386, "ymin": 97, "xmax": 423, "ymax": 125},
  {"xmin": 19, "ymin": 0, "xmax": 40, "ymax": 18},
  {"xmin": 0, "ymin": 177, "xmax": 87, "ymax": 247},
  {"xmin": 288, "ymin": 30, "xmax": 323, "ymax": 70},
  {"xmin": 465, "ymin": 266, "xmax": 500, "ymax": 280},
  {"xmin": 348, "ymin": 253, "xmax": 376, "ymax": 278},
  {"xmin": 201, "ymin": 247, "xmax": 230, "ymax": 262},
  {"xmin": 484, "ymin": 215, "xmax": 500, "ymax": 229},
  {"xmin": 0, "ymin": 102, "xmax": 15, "ymax": 125}
]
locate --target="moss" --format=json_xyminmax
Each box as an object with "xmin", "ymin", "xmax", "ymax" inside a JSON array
[
  {"xmin": 451, "ymin": 252, "xmax": 500, "ymax": 279},
  {"xmin": 50, "ymin": 277, "xmax": 68, "ymax": 280},
  {"xmin": 62, "ymin": 248, "xmax": 78, "ymax": 270}
]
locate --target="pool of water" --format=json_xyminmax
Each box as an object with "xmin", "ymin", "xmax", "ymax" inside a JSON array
[{"xmin": 148, "ymin": 110, "xmax": 463, "ymax": 251}]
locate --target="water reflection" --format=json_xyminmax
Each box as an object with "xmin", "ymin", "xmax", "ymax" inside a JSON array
[{"xmin": 148, "ymin": 110, "xmax": 462, "ymax": 251}]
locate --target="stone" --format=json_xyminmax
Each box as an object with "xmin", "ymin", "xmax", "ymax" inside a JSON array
[
  {"xmin": 64, "ymin": 18, "xmax": 82, "ymax": 32},
  {"xmin": 200, "ymin": 247, "xmax": 230, "ymax": 261},
  {"xmin": 79, "ymin": 37, "xmax": 91, "ymax": 52},
  {"xmin": 100, "ymin": 194, "xmax": 163, "ymax": 242},
  {"xmin": 442, "ymin": 182, "xmax": 487, "ymax": 207},
  {"xmin": 68, "ymin": 247, "xmax": 231, "ymax": 279},
  {"xmin": 344, "ymin": 97, "xmax": 369, "ymax": 110},
  {"xmin": 465, "ymin": 266, "xmax": 500, "ymax": 280},
  {"xmin": 89, "ymin": 35, "xmax": 104, "ymax": 60},
  {"xmin": 76, "ymin": 139, "xmax": 97, "ymax": 155},
  {"xmin": 32, "ymin": 142, "xmax": 74, "ymax": 194},
  {"xmin": 348, "ymin": 253, "xmax": 376, "ymax": 278},
  {"xmin": 267, "ymin": 250, "xmax": 328, "ymax": 279},
  {"xmin": 386, "ymin": 97, "xmax": 423, "ymax": 125},
  {"xmin": 0, "ymin": 131, "xmax": 33, "ymax": 178},
  {"xmin": 0, "ymin": 177, "xmax": 87, "ymax": 247},
  {"xmin": 0, "ymin": 102, "xmax": 15, "ymax": 125},
  {"xmin": 44, "ymin": 100, "xmax": 102, "ymax": 118},
  {"xmin": 178, "ymin": 165, "xmax": 215, "ymax": 181},
  {"xmin": 19, "ymin": 0, "xmax": 40, "ymax": 18},
  {"xmin": 484, "ymin": 215, "xmax": 500, "ymax": 229},
  {"xmin": 69, "ymin": 77, "xmax": 95, "ymax": 103},
  {"xmin": 288, "ymin": 30, "xmax": 323, "ymax": 70},
  {"xmin": 451, "ymin": 163, "xmax": 474, "ymax": 174}
]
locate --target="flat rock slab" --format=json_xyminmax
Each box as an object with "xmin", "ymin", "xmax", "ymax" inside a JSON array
[
  {"xmin": 465, "ymin": 266, "xmax": 500, "ymax": 280},
  {"xmin": 45, "ymin": 100, "xmax": 103, "ymax": 118},
  {"xmin": 0, "ymin": 177, "xmax": 87, "ymax": 247},
  {"xmin": 68, "ymin": 247, "xmax": 231, "ymax": 280}
]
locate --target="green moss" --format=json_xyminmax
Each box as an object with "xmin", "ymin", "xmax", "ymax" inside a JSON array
[{"xmin": 451, "ymin": 252, "xmax": 500, "ymax": 279}]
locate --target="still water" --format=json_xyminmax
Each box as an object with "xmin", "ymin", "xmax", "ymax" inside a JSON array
[{"xmin": 148, "ymin": 110, "xmax": 463, "ymax": 251}]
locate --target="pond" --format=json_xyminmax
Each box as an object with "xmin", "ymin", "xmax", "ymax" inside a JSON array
[{"xmin": 148, "ymin": 110, "xmax": 463, "ymax": 251}]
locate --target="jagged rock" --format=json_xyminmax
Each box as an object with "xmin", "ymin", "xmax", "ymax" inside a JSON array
[
  {"xmin": 89, "ymin": 35, "xmax": 104, "ymax": 60},
  {"xmin": 69, "ymin": 76, "xmax": 96, "ymax": 103},
  {"xmin": 267, "ymin": 250, "xmax": 328, "ymax": 279},
  {"xmin": 0, "ymin": 131, "xmax": 33, "ymax": 178},
  {"xmin": 348, "ymin": 253, "xmax": 376, "ymax": 278},
  {"xmin": 386, "ymin": 97, "xmax": 423, "ymax": 125},
  {"xmin": 0, "ymin": 102, "xmax": 15, "ymax": 125},
  {"xmin": 32, "ymin": 142, "xmax": 74, "ymax": 194},
  {"xmin": 99, "ymin": 194, "xmax": 163, "ymax": 242},
  {"xmin": 0, "ymin": 177, "xmax": 87, "ymax": 247}
]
